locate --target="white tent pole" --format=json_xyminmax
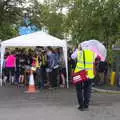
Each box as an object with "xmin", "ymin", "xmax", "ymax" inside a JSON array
[
  {"xmin": 0, "ymin": 42, "xmax": 2, "ymax": 86},
  {"xmin": 66, "ymin": 49, "xmax": 69, "ymax": 88},
  {"xmin": 63, "ymin": 42, "xmax": 69, "ymax": 88},
  {"xmin": 0, "ymin": 46, "xmax": 5, "ymax": 86}
]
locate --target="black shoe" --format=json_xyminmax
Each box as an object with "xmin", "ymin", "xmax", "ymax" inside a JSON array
[
  {"xmin": 78, "ymin": 105, "xmax": 84, "ymax": 111},
  {"xmin": 84, "ymin": 104, "xmax": 88, "ymax": 108},
  {"xmin": 84, "ymin": 105, "xmax": 89, "ymax": 111}
]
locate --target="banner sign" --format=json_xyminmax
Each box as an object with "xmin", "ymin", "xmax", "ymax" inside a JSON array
[{"xmin": 19, "ymin": 25, "xmax": 39, "ymax": 35}]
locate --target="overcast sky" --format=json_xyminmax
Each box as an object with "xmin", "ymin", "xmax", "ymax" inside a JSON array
[
  {"xmin": 37, "ymin": 0, "xmax": 44, "ymax": 4},
  {"xmin": 25, "ymin": 0, "xmax": 68, "ymax": 14},
  {"xmin": 37, "ymin": 0, "xmax": 68, "ymax": 14}
]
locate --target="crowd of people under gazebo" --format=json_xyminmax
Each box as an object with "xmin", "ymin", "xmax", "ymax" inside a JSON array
[{"xmin": 2, "ymin": 47, "xmax": 66, "ymax": 89}]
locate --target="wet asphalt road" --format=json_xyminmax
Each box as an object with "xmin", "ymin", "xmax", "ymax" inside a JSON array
[{"xmin": 0, "ymin": 86, "xmax": 120, "ymax": 120}]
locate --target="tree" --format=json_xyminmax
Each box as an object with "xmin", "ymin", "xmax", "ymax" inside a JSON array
[
  {"xmin": 27, "ymin": 0, "xmax": 66, "ymax": 39},
  {"xmin": 0, "ymin": 24, "xmax": 18, "ymax": 40},
  {"xmin": 0, "ymin": 0, "xmax": 25, "ymax": 40},
  {"xmin": 62, "ymin": 0, "xmax": 120, "ymax": 63},
  {"xmin": 65, "ymin": 0, "xmax": 120, "ymax": 46}
]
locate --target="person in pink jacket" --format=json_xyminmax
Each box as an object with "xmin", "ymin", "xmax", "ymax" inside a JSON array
[{"xmin": 4, "ymin": 51, "xmax": 16, "ymax": 85}]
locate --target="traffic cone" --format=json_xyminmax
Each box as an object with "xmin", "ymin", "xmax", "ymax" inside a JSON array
[{"xmin": 25, "ymin": 70, "xmax": 38, "ymax": 93}]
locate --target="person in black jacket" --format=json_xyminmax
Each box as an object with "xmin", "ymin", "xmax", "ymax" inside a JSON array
[{"xmin": 95, "ymin": 59, "xmax": 108, "ymax": 85}]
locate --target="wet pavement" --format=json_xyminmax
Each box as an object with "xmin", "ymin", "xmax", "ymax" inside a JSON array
[{"xmin": 0, "ymin": 86, "xmax": 120, "ymax": 120}]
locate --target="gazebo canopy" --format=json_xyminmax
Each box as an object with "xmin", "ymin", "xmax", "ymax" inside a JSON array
[{"xmin": 1, "ymin": 31, "xmax": 68, "ymax": 87}]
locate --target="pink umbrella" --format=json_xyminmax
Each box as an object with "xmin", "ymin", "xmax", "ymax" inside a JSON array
[{"xmin": 80, "ymin": 40, "xmax": 107, "ymax": 61}]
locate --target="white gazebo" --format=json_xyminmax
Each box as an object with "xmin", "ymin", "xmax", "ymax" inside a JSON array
[{"xmin": 1, "ymin": 31, "xmax": 68, "ymax": 87}]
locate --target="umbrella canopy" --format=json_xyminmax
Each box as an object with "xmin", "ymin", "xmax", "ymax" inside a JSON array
[{"xmin": 80, "ymin": 40, "xmax": 107, "ymax": 61}]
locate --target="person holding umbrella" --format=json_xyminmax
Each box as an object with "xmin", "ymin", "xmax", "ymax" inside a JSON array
[{"xmin": 71, "ymin": 44, "xmax": 96, "ymax": 111}]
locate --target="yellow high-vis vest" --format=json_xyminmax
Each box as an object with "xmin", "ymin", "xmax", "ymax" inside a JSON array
[
  {"xmin": 74, "ymin": 49, "xmax": 95, "ymax": 79},
  {"xmin": 42, "ymin": 54, "xmax": 45, "ymax": 66},
  {"xmin": 35, "ymin": 56, "xmax": 40, "ymax": 68}
]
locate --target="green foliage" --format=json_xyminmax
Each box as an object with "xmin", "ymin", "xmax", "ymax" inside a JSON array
[
  {"xmin": 65, "ymin": 0, "xmax": 120, "ymax": 46},
  {"xmin": 64, "ymin": 0, "xmax": 120, "ymax": 62},
  {"xmin": 0, "ymin": 24, "xmax": 18, "ymax": 40},
  {"xmin": 28, "ymin": 0, "xmax": 66, "ymax": 39},
  {"xmin": 0, "ymin": 0, "xmax": 24, "ymax": 40},
  {"xmin": 0, "ymin": 0, "xmax": 119, "ymax": 55},
  {"xmin": 0, "ymin": 0, "xmax": 24, "ymax": 24}
]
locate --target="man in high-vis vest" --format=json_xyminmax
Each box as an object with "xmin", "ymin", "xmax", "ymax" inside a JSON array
[{"xmin": 71, "ymin": 44, "xmax": 96, "ymax": 111}]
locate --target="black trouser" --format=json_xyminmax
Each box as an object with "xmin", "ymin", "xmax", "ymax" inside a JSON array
[
  {"xmin": 35, "ymin": 68, "xmax": 44, "ymax": 88},
  {"xmin": 5, "ymin": 67, "xmax": 15, "ymax": 83},
  {"xmin": 51, "ymin": 68, "xmax": 59, "ymax": 87},
  {"xmin": 76, "ymin": 79, "xmax": 92, "ymax": 107}
]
